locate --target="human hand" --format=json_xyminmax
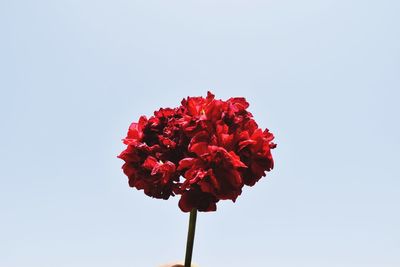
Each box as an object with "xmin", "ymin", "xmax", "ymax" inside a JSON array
[
  {"xmin": 158, "ymin": 263, "xmax": 183, "ymax": 267},
  {"xmin": 158, "ymin": 261, "xmax": 198, "ymax": 267}
]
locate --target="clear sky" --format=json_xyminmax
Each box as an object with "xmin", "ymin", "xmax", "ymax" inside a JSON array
[{"xmin": 1, "ymin": 1, "xmax": 399, "ymax": 267}]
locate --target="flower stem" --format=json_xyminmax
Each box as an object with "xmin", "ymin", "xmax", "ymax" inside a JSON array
[{"xmin": 184, "ymin": 209, "xmax": 198, "ymax": 267}]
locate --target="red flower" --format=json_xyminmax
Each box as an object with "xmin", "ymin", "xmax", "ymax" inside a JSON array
[
  {"xmin": 117, "ymin": 110, "xmax": 183, "ymax": 200},
  {"xmin": 178, "ymin": 187, "xmax": 218, "ymax": 212},
  {"xmin": 178, "ymin": 145, "xmax": 246, "ymax": 201},
  {"xmin": 118, "ymin": 91, "xmax": 276, "ymax": 212}
]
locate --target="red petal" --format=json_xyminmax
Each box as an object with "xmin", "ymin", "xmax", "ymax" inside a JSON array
[
  {"xmin": 178, "ymin": 158, "xmax": 196, "ymax": 170},
  {"xmin": 178, "ymin": 192, "xmax": 194, "ymax": 212},
  {"xmin": 190, "ymin": 142, "xmax": 209, "ymax": 156},
  {"xmin": 228, "ymin": 151, "xmax": 247, "ymax": 168},
  {"xmin": 142, "ymin": 156, "xmax": 158, "ymax": 170}
]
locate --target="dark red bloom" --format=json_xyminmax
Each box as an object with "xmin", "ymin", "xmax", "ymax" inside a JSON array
[{"xmin": 118, "ymin": 91, "xmax": 276, "ymax": 212}]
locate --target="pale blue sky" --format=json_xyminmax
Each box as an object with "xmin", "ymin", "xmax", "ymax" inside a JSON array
[{"xmin": 1, "ymin": 1, "xmax": 399, "ymax": 267}]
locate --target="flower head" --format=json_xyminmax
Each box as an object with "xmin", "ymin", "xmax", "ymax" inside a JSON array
[{"xmin": 118, "ymin": 91, "xmax": 276, "ymax": 211}]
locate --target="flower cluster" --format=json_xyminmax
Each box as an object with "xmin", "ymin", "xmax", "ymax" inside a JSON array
[{"xmin": 118, "ymin": 92, "xmax": 276, "ymax": 212}]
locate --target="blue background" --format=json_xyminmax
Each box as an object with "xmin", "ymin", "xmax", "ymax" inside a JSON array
[{"xmin": 1, "ymin": 1, "xmax": 399, "ymax": 266}]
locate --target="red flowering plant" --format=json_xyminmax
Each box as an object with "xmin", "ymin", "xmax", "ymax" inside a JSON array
[{"xmin": 118, "ymin": 92, "xmax": 276, "ymax": 267}]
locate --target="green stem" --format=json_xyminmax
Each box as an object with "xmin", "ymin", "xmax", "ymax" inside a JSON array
[{"xmin": 184, "ymin": 209, "xmax": 198, "ymax": 267}]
